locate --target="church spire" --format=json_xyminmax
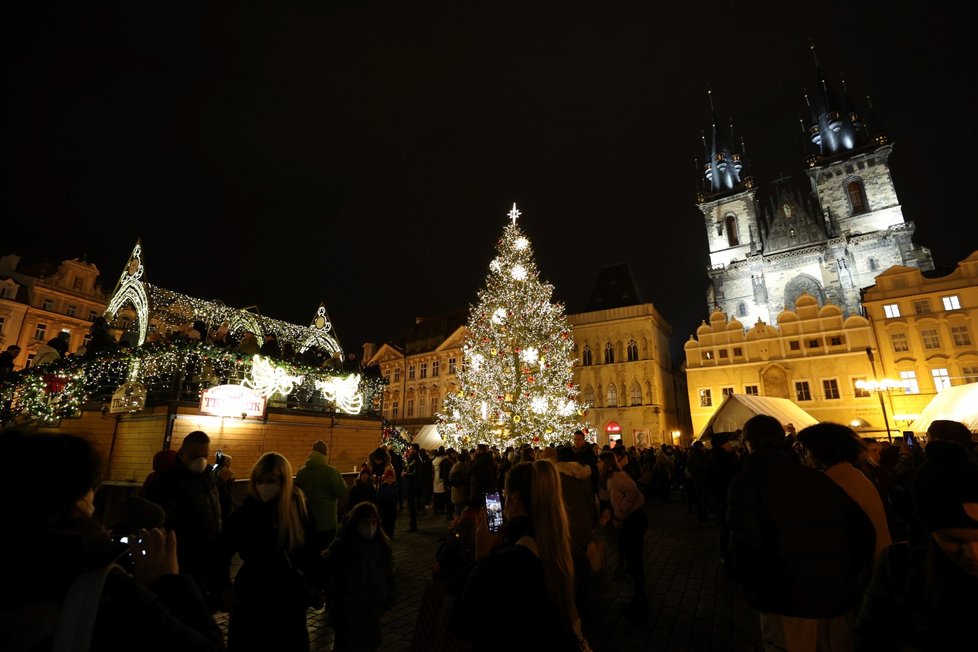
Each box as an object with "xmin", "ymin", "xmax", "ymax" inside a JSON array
[{"xmin": 699, "ymin": 89, "xmax": 748, "ymax": 199}]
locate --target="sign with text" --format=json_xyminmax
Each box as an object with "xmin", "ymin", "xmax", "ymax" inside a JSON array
[
  {"xmin": 200, "ymin": 384, "xmax": 266, "ymax": 418},
  {"xmin": 110, "ymin": 382, "xmax": 147, "ymax": 414}
]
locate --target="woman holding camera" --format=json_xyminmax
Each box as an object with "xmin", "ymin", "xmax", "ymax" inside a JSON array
[
  {"xmin": 217, "ymin": 452, "xmax": 320, "ymax": 652},
  {"xmin": 451, "ymin": 460, "xmax": 585, "ymax": 651}
]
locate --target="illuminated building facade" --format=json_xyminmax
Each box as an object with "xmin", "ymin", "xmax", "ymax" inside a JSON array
[{"xmin": 0, "ymin": 254, "xmax": 106, "ymax": 369}]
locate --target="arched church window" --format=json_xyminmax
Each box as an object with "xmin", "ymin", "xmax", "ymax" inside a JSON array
[
  {"xmin": 629, "ymin": 382, "xmax": 642, "ymax": 405},
  {"xmin": 627, "ymin": 340, "xmax": 639, "ymax": 361},
  {"xmin": 606, "ymin": 384, "xmax": 618, "ymax": 407},
  {"xmin": 583, "ymin": 385, "xmax": 595, "ymax": 404},
  {"xmin": 846, "ymin": 179, "xmax": 869, "ymax": 215},
  {"xmin": 604, "ymin": 343, "xmax": 615, "ymax": 364},
  {"xmin": 725, "ymin": 215, "xmax": 739, "ymax": 247},
  {"xmin": 582, "ymin": 345, "xmax": 592, "ymax": 366},
  {"xmin": 737, "ymin": 302, "xmax": 748, "ymax": 318}
]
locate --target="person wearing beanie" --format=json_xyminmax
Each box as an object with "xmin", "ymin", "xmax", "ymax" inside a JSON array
[{"xmin": 855, "ymin": 441, "xmax": 978, "ymax": 650}]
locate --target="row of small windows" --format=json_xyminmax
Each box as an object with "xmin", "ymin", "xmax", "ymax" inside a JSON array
[
  {"xmin": 384, "ymin": 394, "xmax": 442, "ymax": 419},
  {"xmin": 581, "ymin": 382, "xmax": 643, "ymax": 407},
  {"xmin": 702, "ymin": 337, "xmax": 845, "ymax": 360},
  {"xmin": 889, "ymin": 325, "xmax": 973, "ymax": 353},
  {"xmin": 580, "ymin": 340, "xmax": 640, "ymax": 366},
  {"xmin": 384, "ymin": 357, "xmax": 458, "ymax": 383},
  {"xmin": 698, "ymin": 369, "xmax": 978, "ymax": 407},
  {"xmin": 883, "ymin": 295, "xmax": 962, "ymax": 319}
]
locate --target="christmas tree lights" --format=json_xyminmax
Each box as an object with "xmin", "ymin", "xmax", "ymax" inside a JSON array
[{"xmin": 437, "ymin": 203, "xmax": 586, "ymax": 449}]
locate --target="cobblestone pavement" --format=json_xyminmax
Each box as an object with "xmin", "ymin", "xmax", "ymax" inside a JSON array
[{"xmin": 217, "ymin": 495, "xmax": 761, "ymax": 651}]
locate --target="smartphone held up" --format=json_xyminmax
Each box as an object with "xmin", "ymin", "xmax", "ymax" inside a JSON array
[{"xmin": 485, "ymin": 491, "xmax": 504, "ymax": 533}]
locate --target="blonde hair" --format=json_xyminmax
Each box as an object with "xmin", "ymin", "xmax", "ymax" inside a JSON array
[
  {"xmin": 249, "ymin": 452, "xmax": 308, "ymax": 550},
  {"xmin": 507, "ymin": 460, "xmax": 578, "ymax": 630}
]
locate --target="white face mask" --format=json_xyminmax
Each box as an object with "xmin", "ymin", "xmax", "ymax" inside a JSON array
[
  {"xmin": 256, "ymin": 483, "xmax": 281, "ymax": 503},
  {"xmin": 357, "ymin": 523, "xmax": 377, "ymax": 540},
  {"xmin": 187, "ymin": 457, "xmax": 208, "ymax": 474}
]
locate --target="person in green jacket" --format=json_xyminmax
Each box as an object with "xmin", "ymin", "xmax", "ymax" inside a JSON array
[{"xmin": 295, "ymin": 440, "xmax": 348, "ymax": 549}]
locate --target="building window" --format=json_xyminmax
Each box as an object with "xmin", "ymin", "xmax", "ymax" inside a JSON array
[
  {"xmin": 83, "ymin": 333, "xmax": 92, "ymax": 346},
  {"xmin": 26, "ymin": 354, "xmax": 35, "ymax": 368},
  {"xmin": 962, "ymin": 367, "xmax": 978, "ymax": 384},
  {"xmin": 942, "ymin": 295, "xmax": 962, "ymax": 310},
  {"xmin": 921, "ymin": 329, "xmax": 941, "ymax": 350},
  {"xmin": 900, "ymin": 370, "xmax": 919, "ymax": 394},
  {"xmin": 383, "ymin": 368, "xmax": 390, "ymax": 381},
  {"xmin": 391, "ymin": 400, "xmax": 399, "ymax": 418},
  {"xmin": 393, "ymin": 368, "xmax": 400, "ymax": 382},
  {"xmin": 630, "ymin": 383, "xmax": 642, "ymax": 406},
  {"xmin": 789, "ymin": 341, "xmax": 800, "ymax": 351},
  {"xmin": 808, "ymin": 339, "xmax": 821, "ymax": 349},
  {"xmin": 733, "ymin": 347, "xmax": 743, "ymax": 356},
  {"xmin": 42, "ymin": 299, "xmax": 54, "ymax": 311},
  {"xmin": 932, "ymin": 368, "xmax": 951, "ymax": 391},
  {"xmin": 722, "ymin": 387, "xmax": 734, "ymax": 399},
  {"xmin": 408, "ymin": 365, "xmax": 415, "ymax": 380},
  {"xmin": 582, "ymin": 346, "xmax": 592, "ymax": 366},
  {"xmin": 431, "ymin": 360, "xmax": 440, "ymax": 377},
  {"xmin": 913, "ymin": 299, "xmax": 930, "ymax": 315},
  {"xmin": 703, "ymin": 350, "xmax": 714, "ymax": 360},
  {"xmin": 737, "ymin": 302, "xmax": 747, "ymax": 318},
  {"xmin": 0, "ymin": 287, "xmax": 10, "ymax": 299},
  {"xmin": 883, "ymin": 304, "xmax": 901, "ymax": 318},
  {"xmin": 699, "ymin": 389, "xmax": 712, "ymax": 407},
  {"xmin": 88, "ymin": 310, "xmax": 99, "ymax": 321},
  {"xmin": 891, "ymin": 333, "xmax": 909, "ymax": 352},
  {"xmin": 431, "ymin": 395, "xmax": 438, "ymax": 415},
  {"xmin": 66, "ymin": 305, "xmax": 77, "ymax": 317},
  {"xmin": 604, "ymin": 343, "xmax": 614, "ymax": 364},
  {"xmin": 34, "ymin": 323, "xmax": 47, "ymax": 340},
  {"xmin": 420, "ymin": 362, "xmax": 427, "ymax": 379},
  {"xmin": 853, "ymin": 378, "xmax": 871, "ymax": 398},
  {"xmin": 830, "ymin": 336, "xmax": 843, "ymax": 346},
  {"xmin": 583, "ymin": 386, "xmax": 595, "ymax": 404},
  {"xmin": 951, "ymin": 325, "xmax": 972, "ymax": 347},
  {"xmin": 847, "ymin": 179, "xmax": 869, "ymax": 215},
  {"xmin": 448, "ymin": 357, "xmax": 457, "ymax": 374},
  {"xmin": 606, "ymin": 384, "xmax": 618, "ymax": 407},
  {"xmin": 627, "ymin": 340, "xmax": 639, "ymax": 362},
  {"xmin": 0, "ymin": 316, "xmax": 4, "ymax": 334},
  {"xmin": 823, "ymin": 378, "xmax": 841, "ymax": 400},
  {"xmin": 718, "ymin": 349, "xmax": 729, "ymax": 359},
  {"xmin": 795, "ymin": 381, "xmax": 812, "ymax": 401},
  {"xmin": 120, "ymin": 318, "xmax": 131, "ymax": 330},
  {"xmin": 744, "ymin": 385, "xmax": 759, "ymax": 396},
  {"xmin": 406, "ymin": 399, "xmax": 414, "ymax": 417},
  {"xmin": 726, "ymin": 214, "xmax": 739, "ymax": 247},
  {"xmin": 868, "ymin": 258, "xmax": 878, "ymax": 272}
]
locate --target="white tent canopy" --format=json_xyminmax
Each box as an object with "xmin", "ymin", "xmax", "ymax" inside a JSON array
[
  {"xmin": 697, "ymin": 394, "xmax": 819, "ymax": 441},
  {"xmin": 908, "ymin": 383, "xmax": 978, "ymax": 434},
  {"xmin": 412, "ymin": 424, "xmax": 445, "ymax": 450}
]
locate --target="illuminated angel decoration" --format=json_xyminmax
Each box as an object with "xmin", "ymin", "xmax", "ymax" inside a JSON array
[
  {"xmin": 243, "ymin": 354, "xmax": 304, "ymax": 398},
  {"xmin": 315, "ymin": 374, "xmax": 364, "ymax": 414}
]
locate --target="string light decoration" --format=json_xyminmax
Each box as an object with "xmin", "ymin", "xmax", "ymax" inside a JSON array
[
  {"xmin": 315, "ymin": 374, "xmax": 365, "ymax": 414},
  {"xmin": 7, "ymin": 368, "xmax": 88, "ymax": 420},
  {"xmin": 244, "ymin": 354, "xmax": 304, "ymax": 398},
  {"xmin": 437, "ymin": 203, "xmax": 586, "ymax": 449},
  {"xmin": 104, "ymin": 241, "xmax": 150, "ymax": 345}
]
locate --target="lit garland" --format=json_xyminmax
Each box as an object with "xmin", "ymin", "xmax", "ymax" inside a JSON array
[
  {"xmin": 11, "ymin": 369, "xmax": 88, "ymax": 420},
  {"xmin": 244, "ymin": 354, "xmax": 304, "ymax": 397},
  {"xmin": 315, "ymin": 374, "xmax": 364, "ymax": 415},
  {"xmin": 437, "ymin": 203, "xmax": 587, "ymax": 449}
]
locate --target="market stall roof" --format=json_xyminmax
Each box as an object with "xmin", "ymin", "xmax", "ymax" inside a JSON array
[
  {"xmin": 697, "ymin": 394, "xmax": 819, "ymax": 441},
  {"xmin": 412, "ymin": 424, "xmax": 445, "ymax": 450},
  {"xmin": 908, "ymin": 383, "xmax": 978, "ymax": 434}
]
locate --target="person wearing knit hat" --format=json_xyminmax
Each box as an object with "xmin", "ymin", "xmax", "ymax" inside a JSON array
[{"xmin": 855, "ymin": 440, "xmax": 978, "ymax": 649}]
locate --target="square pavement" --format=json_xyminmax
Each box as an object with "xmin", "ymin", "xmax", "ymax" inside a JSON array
[{"xmin": 216, "ymin": 498, "xmax": 761, "ymax": 651}]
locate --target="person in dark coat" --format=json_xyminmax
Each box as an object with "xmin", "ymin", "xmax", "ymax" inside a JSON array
[
  {"xmin": 84, "ymin": 316, "xmax": 118, "ymax": 358},
  {"xmin": 259, "ymin": 333, "xmax": 281, "ymax": 358},
  {"xmin": 323, "ymin": 501, "xmax": 397, "ymax": 652},
  {"xmin": 573, "ymin": 429, "xmax": 600, "ymax": 493},
  {"xmin": 468, "ymin": 443, "xmax": 498, "ymax": 504},
  {"xmin": 728, "ymin": 415, "xmax": 875, "ymax": 650},
  {"xmin": 704, "ymin": 432, "xmax": 742, "ymax": 565},
  {"xmin": 218, "ymin": 452, "xmax": 320, "ymax": 652},
  {"xmin": 0, "ymin": 431, "xmax": 223, "ymax": 652},
  {"xmin": 348, "ymin": 469, "xmax": 378, "ymax": 507},
  {"xmin": 854, "ymin": 440, "xmax": 978, "ymax": 650},
  {"xmin": 376, "ymin": 467, "xmax": 399, "ymax": 540}
]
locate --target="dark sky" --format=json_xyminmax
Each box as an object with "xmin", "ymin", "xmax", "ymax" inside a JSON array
[{"xmin": 3, "ymin": 2, "xmax": 975, "ymax": 359}]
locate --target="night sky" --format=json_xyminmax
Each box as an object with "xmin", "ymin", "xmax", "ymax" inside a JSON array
[{"xmin": 3, "ymin": 2, "xmax": 975, "ymax": 359}]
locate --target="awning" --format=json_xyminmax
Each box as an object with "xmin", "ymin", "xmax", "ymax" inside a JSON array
[
  {"xmin": 908, "ymin": 383, "xmax": 978, "ymax": 434},
  {"xmin": 412, "ymin": 424, "xmax": 445, "ymax": 450},
  {"xmin": 697, "ymin": 394, "xmax": 819, "ymax": 441}
]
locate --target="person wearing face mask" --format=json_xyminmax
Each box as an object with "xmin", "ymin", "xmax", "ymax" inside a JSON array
[
  {"xmin": 0, "ymin": 430, "xmax": 224, "ymax": 651},
  {"xmin": 322, "ymin": 501, "xmax": 397, "ymax": 652},
  {"xmin": 143, "ymin": 430, "xmax": 223, "ymax": 605},
  {"xmin": 217, "ymin": 452, "xmax": 320, "ymax": 652}
]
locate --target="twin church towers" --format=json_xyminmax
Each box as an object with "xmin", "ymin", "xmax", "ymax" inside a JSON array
[{"xmin": 695, "ymin": 47, "xmax": 933, "ymax": 326}]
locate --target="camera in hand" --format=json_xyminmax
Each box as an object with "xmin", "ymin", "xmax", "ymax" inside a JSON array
[{"xmin": 485, "ymin": 491, "xmax": 504, "ymax": 533}]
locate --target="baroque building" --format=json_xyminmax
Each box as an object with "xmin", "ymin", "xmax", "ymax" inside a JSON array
[
  {"xmin": 860, "ymin": 251, "xmax": 978, "ymax": 423},
  {"xmin": 0, "ymin": 254, "xmax": 106, "ymax": 369},
  {"xmin": 697, "ymin": 53, "xmax": 933, "ymax": 326}
]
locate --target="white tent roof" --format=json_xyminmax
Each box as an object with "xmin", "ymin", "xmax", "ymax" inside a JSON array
[
  {"xmin": 697, "ymin": 394, "xmax": 819, "ymax": 441},
  {"xmin": 412, "ymin": 424, "xmax": 445, "ymax": 450},
  {"xmin": 908, "ymin": 383, "xmax": 978, "ymax": 434}
]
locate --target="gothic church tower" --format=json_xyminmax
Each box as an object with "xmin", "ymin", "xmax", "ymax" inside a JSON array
[{"xmin": 695, "ymin": 47, "xmax": 933, "ymax": 327}]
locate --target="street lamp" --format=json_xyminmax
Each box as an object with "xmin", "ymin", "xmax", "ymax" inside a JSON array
[{"xmin": 855, "ymin": 378, "xmax": 902, "ymax": 443}]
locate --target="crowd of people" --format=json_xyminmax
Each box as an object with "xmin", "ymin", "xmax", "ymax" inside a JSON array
[{"xmin": 2, "ymin": 415, "xmax": 976, "ymax": 651}]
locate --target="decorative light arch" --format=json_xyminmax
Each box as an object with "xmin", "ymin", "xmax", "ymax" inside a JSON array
[{"xmin": 104, "ymin": 241, "xmax": 151, "ymax": 345}]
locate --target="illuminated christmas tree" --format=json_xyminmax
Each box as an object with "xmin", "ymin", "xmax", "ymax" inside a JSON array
[{"xmin": 438, "ymin": 203, "xmax": 585, "ymax": 449}]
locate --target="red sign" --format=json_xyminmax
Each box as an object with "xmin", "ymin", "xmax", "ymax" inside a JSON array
[{"xmin": 605, "ymin": 421, "xmax": 621, "ymax": 434}]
